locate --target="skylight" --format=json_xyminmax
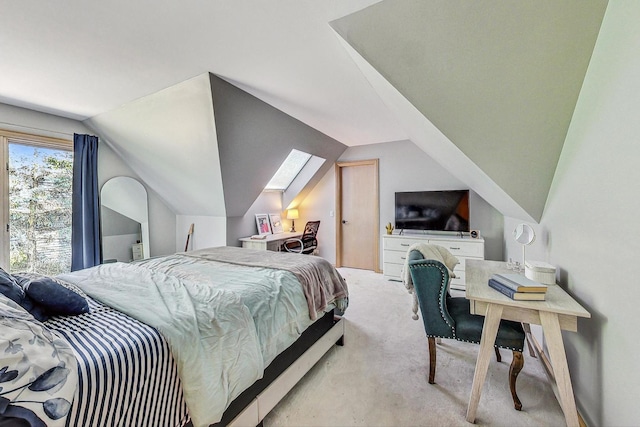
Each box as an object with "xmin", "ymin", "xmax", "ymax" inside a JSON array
[{"xmin": 265, "ymin": 149, "xmax": 312, "ymax": 191}]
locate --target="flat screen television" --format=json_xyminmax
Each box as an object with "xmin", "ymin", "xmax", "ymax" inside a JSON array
[{"xmin": 395, "ymin": 190, "xmax": 469, "ymax": 232}]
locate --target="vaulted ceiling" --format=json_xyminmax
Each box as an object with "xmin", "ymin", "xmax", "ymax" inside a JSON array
[
  {"xmin": 1, "ymin": 0, "xmax": 402, "ymax": 145},
  {"xmin": 331, "ymin": 0, "xmax": 608, "ymax": 222},
  {"xmin": 1, "ymin": 1, "xmax": 608, "ymax": 222}
]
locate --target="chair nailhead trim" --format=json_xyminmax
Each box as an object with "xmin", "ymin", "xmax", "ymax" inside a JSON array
[
  {"xmin": 416, "ymin": 263, "xmax": 524, "ymax": 352},
  {"xmin": 413, "ymin": 262, "xmax": 455, "ymax": 335}
]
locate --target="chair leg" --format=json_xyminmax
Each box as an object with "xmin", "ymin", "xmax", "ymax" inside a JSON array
[
  {"xmin": 428, "ymin": 337, "xmax": 436, "ymax": 384},
  {"xmin": 509, "ymin": 350, "xmax": 524, "ymax": 411},
  {"xmin": 494, "ymin": 346, "xmax": 502, "ymax": 362}
]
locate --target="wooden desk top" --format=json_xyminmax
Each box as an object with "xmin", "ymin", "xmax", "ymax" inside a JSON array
[
  {"xmin": 239, "ymin": 232, "xmax": 302, "ymax": 243},
  {"xmin": 465, "ymin": 259, "xmax": 590, "ymax": 319}
]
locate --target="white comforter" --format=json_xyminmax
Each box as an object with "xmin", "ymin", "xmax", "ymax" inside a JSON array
[{"xmin": 58, "ymin": 249, "xmax": 343, "ymax": 427}]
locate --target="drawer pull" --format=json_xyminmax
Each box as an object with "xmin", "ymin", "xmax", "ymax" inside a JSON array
[
  {"xmin": 449, "ymin": 247, "xmax": 460, "ymax": 250},
  {"xmin": 400, "ymin": 257, "xmax": 406, "ymax": 260},
  {"xmin": 401, "ymin": 243, "xmax": 410, "ymax": 246}
]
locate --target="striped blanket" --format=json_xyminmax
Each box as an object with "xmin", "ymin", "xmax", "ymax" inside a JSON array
[{"xmin": 47, "ymin": 293, "xmax": 190, "ymax": 427}]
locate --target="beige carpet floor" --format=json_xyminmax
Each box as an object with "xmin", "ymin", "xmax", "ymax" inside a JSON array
[{"xmin": 263, "ymin": 267, "xmax": 566, "ymax": 427}]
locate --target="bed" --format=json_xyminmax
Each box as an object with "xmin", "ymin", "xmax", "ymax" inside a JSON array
[{"xmin": 0, "ymin": 246, "xmax": 348, "ymax": 427}]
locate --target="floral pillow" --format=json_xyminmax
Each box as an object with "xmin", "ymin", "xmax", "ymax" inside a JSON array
[{"xmin": 0, "ymin": 295, "xmax": 78, "ymax": 427}]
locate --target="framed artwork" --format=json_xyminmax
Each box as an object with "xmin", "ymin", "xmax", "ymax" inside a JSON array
[
  {"xmin": 269, "ymin": 213, "xmax": 283, "ymax": 234},
  {"xmin": 255, "ymin": 214, "xmax": 272, "ymax": 236}
]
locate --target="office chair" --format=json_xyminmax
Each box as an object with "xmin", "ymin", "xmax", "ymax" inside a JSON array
[
  {"xmin": 407, "ymin": 249, "xmax": 526, "ymax": 411},
  {"xmin": 283, "ymin": 220, "xmax": 320, "ymax": 254}
]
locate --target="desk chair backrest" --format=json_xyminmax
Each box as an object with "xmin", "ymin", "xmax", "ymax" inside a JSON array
[
  {"xmin": 408, "ymin": 251, "xmax": 456, "ymax": 339},
  {"xmin": 283, "ymin": 220, "xmax": 320, "ymax": 254},
  {"xmin": 302, "ymin": 220, "xmax": 320, "ymax": 238}
]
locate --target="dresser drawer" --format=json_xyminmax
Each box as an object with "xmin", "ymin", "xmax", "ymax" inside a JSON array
[
  {"xmin": 383, "ymin": 236, "xmax": 428, "ymax": 251},
  {"xmin": 383, "ymin": 263, "xmax": 403, "ymax": 279},
  {"xmin": 382, "ymin": 234, "xmax": 484, "ymax": 291},
  {"xmin": 429, "ymin": 240, "xmax": 483, "ymax": 258},
  {"xmin": 384, "ymin": 250, "xmax": 410, "ymax": 265}
]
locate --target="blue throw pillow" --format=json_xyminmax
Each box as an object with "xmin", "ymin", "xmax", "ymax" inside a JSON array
[
  {"xmin": 14, "ymin": 277, "xmax": 50, "ymax": 322},
  {"xmin": 0, "ymin": 270, "xmax": 50, "ymax": 321},
  {"xmin": 24, "ymin": 277, "xmax": 89, "ymax": 316},
  {"xmin": 0, "ymin": 268, "xmax": 26, "ymax": 304}
]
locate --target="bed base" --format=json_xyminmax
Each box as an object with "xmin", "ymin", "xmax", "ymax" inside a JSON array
[{"xmin": 208, "ymin": 310, "xmax": 344, "ymax": 427}]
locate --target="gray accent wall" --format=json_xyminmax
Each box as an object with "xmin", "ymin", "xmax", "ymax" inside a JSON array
[
  {"xmin": 101, "ymin": 206, "xmax": 140, "ymax": 236},
  {"xmin": 209, "ymin": 74, "xmax": 347, "ymax": 244}
]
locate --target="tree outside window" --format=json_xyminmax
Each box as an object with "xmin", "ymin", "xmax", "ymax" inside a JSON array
[{"xmin": 9, "ymin": 143, "xmax": 73, "ymax": 275}]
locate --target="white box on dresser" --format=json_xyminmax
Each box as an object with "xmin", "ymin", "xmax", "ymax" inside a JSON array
[{"xmin": 382, "ymin": 233, "xmax": 484, "ymax": 290}]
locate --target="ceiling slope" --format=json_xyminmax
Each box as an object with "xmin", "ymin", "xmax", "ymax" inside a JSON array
[
  {"xmin": 84, "ymin": 73, "xmax": 346, "ymax": 219},
  {"xmin": 331, "ymin": 0, "xmax": 607, "ymax": 222},
  {"xmin": 210, "ymin": 74, "xmax": 347, "ymax": 217},
  {"xmin": 85, "ymin": 74, "xmax": 225, "ymax": 216}
]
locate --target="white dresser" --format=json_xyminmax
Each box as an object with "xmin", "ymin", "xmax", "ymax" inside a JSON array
[
  {"xmin": 382, "ymin": 234, "xmax": 484, "ymax": 290},
  {"xmin": 131, "ymin": 243, "xmax": 144, "ymax": 261}
]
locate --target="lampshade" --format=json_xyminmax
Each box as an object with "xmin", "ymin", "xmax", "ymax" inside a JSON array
[{"xmin": 286, "ymin": 209, "xmax": 299, "ymax": 220}]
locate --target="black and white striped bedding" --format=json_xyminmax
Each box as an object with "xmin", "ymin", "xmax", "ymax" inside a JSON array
[{"xmin": 45, "ymin": 296, "xmax": 190, "ymax": 427}]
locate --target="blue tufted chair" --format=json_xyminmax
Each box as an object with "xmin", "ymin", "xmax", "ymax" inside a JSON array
[{"xmin": 408, "ymin": 249, "xmax": 526, "ymax": 410}]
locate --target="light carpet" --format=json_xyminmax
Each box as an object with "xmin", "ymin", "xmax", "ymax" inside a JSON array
[{"xmin": 263, "ymin": 267, "xmax": 566, "ymax": 427}]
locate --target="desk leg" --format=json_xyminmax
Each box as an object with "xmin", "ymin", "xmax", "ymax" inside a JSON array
[
  {"xmin": 539, "ymin": 311, "xmax": 580, "ymax": 427},
  {"xmin": 466, "ymin": 303, "xmax": 503, "ymax": 423}
]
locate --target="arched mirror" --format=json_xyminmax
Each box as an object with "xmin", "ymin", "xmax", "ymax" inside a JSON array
[{"xmin": 101, "ymin": 177, "xmax": 150, "ymax": 262}]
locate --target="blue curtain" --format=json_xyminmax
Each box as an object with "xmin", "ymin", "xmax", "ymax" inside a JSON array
[{"xmin": 71, "ymin": 134, "xmax": 101, "ymax": 271}]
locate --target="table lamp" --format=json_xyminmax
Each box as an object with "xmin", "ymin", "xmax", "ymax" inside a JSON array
[{"xmin": 287, "ymin": 209, "xmax": 299, "ymax": 232}]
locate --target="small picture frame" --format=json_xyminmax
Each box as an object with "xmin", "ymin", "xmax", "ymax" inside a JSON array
[
  {"xmin": 255, "ymin": 214, "xmax": 272, "ymax": 236},
  {"xmin": 269, "ymin": 213, "xmax": 283, "ymax": 234}
]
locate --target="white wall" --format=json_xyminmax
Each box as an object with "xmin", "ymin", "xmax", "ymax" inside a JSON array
[
  {"xmin": 0, "ymin": 103, "xmax": 92, "ymax": 138},
  {"xmin": 227, "ymin": 191, "xmax": 286, "ymax": 246},
  {"xmin": 177, "ymin": 215, "xmax": 226, "ymax": 252},
  {"xmin": 302, "ymin": 139, "xmax": 504, "ymax": 266},
  {"xmin": 504, "ymin": 2, "xmax": 640, "ymax": 425}
]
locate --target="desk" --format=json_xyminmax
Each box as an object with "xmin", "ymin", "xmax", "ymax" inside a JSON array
[
  {"xmin": 239, "ymin": 232, "xmax": 302, "ymax": 251},
  {"xmin": 465, "ymin": 260, "xmax": 590, "ymax": 427}
]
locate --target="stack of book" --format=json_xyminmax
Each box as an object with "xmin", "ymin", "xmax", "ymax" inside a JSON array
[{"xmin": 488, "ymin": 273, "xmax": 548, "ymax": 300}]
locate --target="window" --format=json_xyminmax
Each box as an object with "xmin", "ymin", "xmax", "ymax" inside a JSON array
[
  {"xmin": 1, "ymin": 131, "xmax": 73, "ymax": 275},
  {"xmin": 265, "ymin": 149, "xmax": 312, "ymax": 191}
]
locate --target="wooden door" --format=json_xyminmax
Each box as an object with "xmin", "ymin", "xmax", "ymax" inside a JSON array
[{"xmin": 336, "ymin": 160, "xmax": 379, "ymax": 271}]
